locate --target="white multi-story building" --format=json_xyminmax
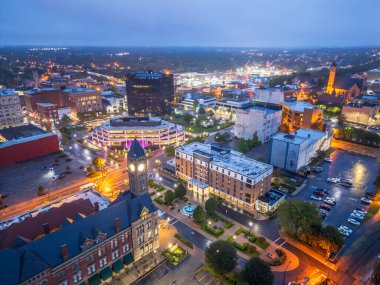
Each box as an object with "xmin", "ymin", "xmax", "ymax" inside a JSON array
[
  {"xmin": 101, "ymin": 91, "xmax": 127, "ymax": 114},
  {"xmin": 91, "ymin": 116, "xmax": 185, "ymax": 149},
  {"xmin": 269, "ymin": 129, "xmax": 331, "ymax": 173},
  {"xmin": 214, "ymin": 98, "xmax": 252, "ymax": 120},
  {"xmin": 175, "ymin": 142, "xmax": 273, "ymax": 213},
  {"xmin": 254, "ymin": 87, "xmax": 284, "ymax": 104},
  {"xmin": 234, "ymin": 105, "xmax": 282, "ymax": 143},
  {"xmin": 0, "ymin": 89, "xmax": 24, "ymax": 129}
]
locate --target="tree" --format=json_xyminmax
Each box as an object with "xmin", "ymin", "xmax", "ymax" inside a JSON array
[
  {"xmin": 373, "ymin": 262, "xmax": 380, "ymax": 285},
  {"xmin": 92, "ymin": 157, "xmax": 106, "ymax": 170},
  {"xmin": 86, "ymin": 166, "xmax": 95, "ymax": 173},
  {"xmin": 242, "ymin": 257, "xmax": 274, "ymax": 285},
  {"xmin": 311, "ymin": 120, "xmax": 324, "ymax": 131},
  {"xmin": 164, "ymin": 190, "xmax": 175, "ymax": 205},
  {"xmin": 0, "ymin": 195, "xmax": 6, "ymax": 209},
  {"xmin": 205, "ymin": 198, "xmax": 217, "ymax": 215},
  {"xmin": 164, "ymin": 146, "xmax": 176, "ymax": 158},
  {"xmin": 38, "ymin": 186, "xmax": 45, "ymax": 196},
  {"xmin": 183, "ymin": 113, "xmax": 193, "ymax": 125},
  {"xmin": 174, "ymin": 183, "xmax": 187, "ymax": 199},
  {"xmin": 65, "ymin": 165, "xmax": 71, "ymax": 171},
  {"xmin": 252, "ymin": 131, "xmax": 260, "ymax": 147},
  {"xmin": 205, "ymin": 240, "xmax": 237, "ymax": 274},
  {"xmin": 195, "ymin": 118, "xmax": 202, "ymax": 127},
  {"xmin": 198, "ymin": 107, "xmax": 206, "ymax": 115},
  {"xmin": 60, "ymin": 114, "xmax": 71, "ymax": 126},
  {"xmin": 193, "ymin": 206, "xmax": 206, "ymax": 223},
  {"xmin": 237, "ymin": 138, "xmax": 250, "ymax": 153}
]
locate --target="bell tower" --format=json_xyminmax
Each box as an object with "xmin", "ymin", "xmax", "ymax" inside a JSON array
[
  {"xmin": 127, "ymin": 139, "xmax": 148, "ymax": 196},
  {"xmin": 326, "ymin": 61, "xmax": 337, "ymax": 94}
]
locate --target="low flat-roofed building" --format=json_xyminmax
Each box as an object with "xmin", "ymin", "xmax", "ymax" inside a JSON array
[
  {"xmin": 91, "ymin": 116, "xmax": 185, "ymax": 149},
  {"xmin": 256, "ymin": 189, "xmax": 287, "ymax": 213},
  {"xmin": 269, "ymin": 128, "xmax": 331, "ymax": 173},
  {"xmin": 234, "ymin": 104, "xmax": 282, "ymax": 143},
  {"xmin": 342, "ymin": 102, "xmax": 379, "ymax": 125},
  {"xmin": 254, "ymin": 87, "xmax": 284, "ymax": 105},
  {"xmin": 175, "ymin": 142, "xmax": 273, "ymax": 213},
  {"xmin": 0, "ymin": 89, "xmax": 24, "ymax": 129},
  {"xmin": 214, "ymin": 98, "xmax": 252, "ymax": 120},
  {"xmin": 180, "ymin": 93, "xmax": 216, "ymax": 110},
  {"xmin": 0, "ymin": 124, "xmax": 60, "ymax": 167}
]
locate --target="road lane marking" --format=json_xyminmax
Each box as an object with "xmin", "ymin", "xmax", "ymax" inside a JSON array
[
  {"xmin": 279, "ymin": 241, "xmax": 287, "ymax": 247},
  {"xmin": 273, "ymin": 237, "xmax": 282, "ymax": 243}
]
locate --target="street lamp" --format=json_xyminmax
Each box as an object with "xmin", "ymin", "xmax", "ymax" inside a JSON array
[
  {"xmin": 282, "ymin": 261, "xmax": 292, "ymax": 285},
  {"xmin": 249, "ymin": 221, "xmax": 253, "ymax": 232}
]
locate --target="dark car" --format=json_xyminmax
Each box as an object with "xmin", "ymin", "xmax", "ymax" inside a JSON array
[
  {"xmin": 58, "ymin": 174, "xmax": 66, "ymax": 180},
  {"xmin": 319, "ymin": 204, "xmax": 331, "ymax": 211},
  {"xmin": 314, "ymin": 191, "xmax": 328, "ymax": 197},
  {"xmin": 40, "ymin": 166, "xmax": 47, "ymax": 170},
  {"xmin": 366, "ymin": 192, "xmax": 376, "ymax": 197}
]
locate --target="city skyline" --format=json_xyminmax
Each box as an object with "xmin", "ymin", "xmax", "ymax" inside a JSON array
[{"xmin": 1, "ymin": 0, "xmax": 380, "ymax": 47}]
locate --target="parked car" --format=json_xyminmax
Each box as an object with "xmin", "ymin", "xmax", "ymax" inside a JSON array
[
  {"xmin": 58, "ymin": 174, "xmax": 66, "ymax": 180},
  {"xmin": 347, "ymin": 218, "xmax": 360, "ymax": 226},
  {"xmin": 353, "ymin": 210, "xmax": 366, "ymax": 215},
  {"xmin": 40, "ymin": 166, "xmax": 47, "ymax": 170},
  {"xmin": 339, "ymin": 225, "xmax": 353, "ymax": 233},
  {"xmin": 361, "ymin": 197, "xmax": 372, "ymax": 205},
  {"xmin": 314, "ymin": 191, "xmax": 328, "ymax": 197},
  {"xmin": 324, "ymin": 157, "xmax": 332, "ymax": 163},
  {"xmin": 355, "ymin": 208, "xmax": 367, "ymax": 214},
  {"xmin": 311, "ymin": 195, "xmax": 322, "ymax": 201},
  {"xmin": 365, "ymin": 192, "xmax": 376, "ymax": 197},
  {"xmin": 323, "ymin": 198, "xmax": 336, "ymax": 206},
  {"xmin": 338, "ymin": 228, "xmax": 350, "ymax": 237},
  {"xmin": 350, "ymin": 213, "xmax": 364, "ymax": 220},
  {"xmin": 311, "ymin": 166, "xmax": 323, "ymax": 173},
  {"xmin": 320, "ymin": 204, "xmax": 331, "ymax": 211}
]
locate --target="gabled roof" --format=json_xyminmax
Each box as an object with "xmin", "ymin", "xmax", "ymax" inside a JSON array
[
  {"xmin": 333, "ymin": 77, "xmax": 364, "ymax": 90},
  {"xmin": 0, "ymin": 193, "xmax": 156, "ymax": 285},
  {"xmin": 128, "ymin": 139, "xmax": 145, "ymax": 158}
]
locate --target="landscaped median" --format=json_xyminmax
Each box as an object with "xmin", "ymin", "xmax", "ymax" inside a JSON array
[
  {"xmin": 234, "ymin": 227, "xmax": 270, "ymax": 249},
  {"xmin": 161, "ymin": 244, "xmax": 189, "ymax": 266},
  {"xmin": 174, "ymin": 233, "xmax": 194, "ymax": 249}
]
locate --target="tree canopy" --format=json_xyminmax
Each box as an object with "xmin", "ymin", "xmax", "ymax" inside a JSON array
[
  {"xmin": 193, "ymin": 206, "xmax": 205, "ymax": 223},
  {"xmin": 205, "ymin": 198, "xmax": 217, "ymax": 215},
  {"xmin": 205, "ymin": 240, "xmax": 237, "ymax": 274},
  {"xmin": 164, "ymin": 145, "xmax": 176, "ymax": 157},
  {"xmin": 174, "ymin": 183, "xmax": 187, "ymax": 199},
  {"xmin": 164, "ymin": 190, "xmax": 175, "ymax": 205},
  {"xmin": 92, "ymin": 157, "xmax": 106, "ymax": 170},
  {"xmin": 242, "ymin": 257, "xmax": 274, "ymax": 285}
]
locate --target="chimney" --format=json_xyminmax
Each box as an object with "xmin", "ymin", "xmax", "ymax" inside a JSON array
[
  {"xmin": 61, "ymin": 244, "xmax": 69, "ymax": 261},
  {"xmin": 43, "ymin": 223, "xmax": 50, "ymax": 235},
  {"xmin": 115, "ymin": 217, "xmax": 121, "ymax": 233},
  {"xmin": 94, "ymin": 202, "xmax": 99, "ymax": 212}
]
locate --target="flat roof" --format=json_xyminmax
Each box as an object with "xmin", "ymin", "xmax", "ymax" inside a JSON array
[
  {"xmin": 63, "ymin": 87, "xmax": 95, "ymax": 93},
  {"xmin": 98, "ymin": 117, "xmax": 184, "ymax": 131},
  {"xmin": 36, "ymin": 102, "xmax": 56, "ymax": 107},
  {"xmin": 0, "ymin": 124, "xmax": 46, "ymax": 140},
  {"xmin": 271, "ymin": 128, "xmax": 327, "ymax": 145},
  {"xmin": 0, "ymin": 89, "xmax": 17, "ymax": 96},
  {"xmin": 283, "ymin": 101, "xmax": 316, "ymax": 112},
  {"xmin": 24, "ymin": 88, "xmax": 57, "ymax": 95},
  {"xmin": 177, "ymin": 142, "xmax": 272, "ymax": 180},
  {"xmin": 247, "ymin": 104, "xmax": 282, "ymax": 115}
]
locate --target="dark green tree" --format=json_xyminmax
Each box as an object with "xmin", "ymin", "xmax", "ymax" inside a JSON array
[
  {"xmin": 164, "ymin": 190, "xmax": 175, "ymax": 205},
  {"xmin": 183, "ymin": 113, "xmax": 193, "ymax": 125},
  {"xmin": 193, "ymin": 206, "xmax": 205, "ymax": 223},
  {"xmin": 205, "ymin": 240, "xmax": 237, "ymax": 274},
  {"xmin": 164, "ymin": 146, "xmax": 176, "ymax": 157},
  {"xmin": 252, "ymin": 131, "xmax": 260, "ymax": 147},
  {"xmin": 198, "ymin": 107, "xmax": 206, "ymax": 115},
  {"xmin": 174, "ymin": 183, "xmax": 187, "ymax": 199},
  {"xmin": 38, "ymin": 186, "xmax": 45, "ymax": 196},
  {"xmin": 205, "ymin": 198, "xmax": 217, "ymax": 215},
  {"xmin": 242, "ymin": 257, "xmax": 274, "ymax": 285},
  {"xmin": 237, "ymin": 138, "xmax": 250, "ymax": 153}
]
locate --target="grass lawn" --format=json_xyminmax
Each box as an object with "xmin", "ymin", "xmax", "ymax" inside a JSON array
[
  {"xmin": 208, "ymin": 213, "xmax": 234, "ymax": 229},
  {"xmin": 227, "ymin": 236, "xmax": 260, "ymax": 257},
  {"xmin": 195, "ymin": 265, "xmax": 241, "ymax": 285}
]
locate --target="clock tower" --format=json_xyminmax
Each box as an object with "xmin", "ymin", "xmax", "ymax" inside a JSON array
[{"xmin": 127, "ymin": 139, "xmax": 148, "ymax": 196}]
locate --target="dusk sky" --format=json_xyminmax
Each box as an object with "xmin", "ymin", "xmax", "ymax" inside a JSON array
[{"xmin": 1, "ymin": 0, "xmax": 379, "ymax": 47}]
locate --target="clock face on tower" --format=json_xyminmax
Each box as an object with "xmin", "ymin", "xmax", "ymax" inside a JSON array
[
  {"xmin": 129, "ymin": 164, "xmax": 135, "ymax": 172},
  {"xmin": 138, "ymin": 163, "xmax": 145, "ymax": 172}
]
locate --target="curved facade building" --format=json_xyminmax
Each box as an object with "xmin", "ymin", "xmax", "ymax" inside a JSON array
[{"xmin": 91, "ymin": 117, "xmax": 185, "ymax": 148}]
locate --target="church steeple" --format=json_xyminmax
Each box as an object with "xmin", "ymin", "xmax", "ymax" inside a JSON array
[
  {"xmin": 127, "ymin": 139, "xmax": 148, "ymax": 196},
  {"xmin": 326, "ymin": 61, "xmax": 337, "ymax": 94}
]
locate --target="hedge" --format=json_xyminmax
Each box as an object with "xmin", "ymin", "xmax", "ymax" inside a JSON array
[{"xmin": 175, "ymin": 233, "xmax": 194, "ymax": 249}]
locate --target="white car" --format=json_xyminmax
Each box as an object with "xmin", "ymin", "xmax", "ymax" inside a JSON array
[
  {"xmin": 353, "ymin": 210, "xmax": 366, "ymax": 216},
  {"xmin": 347, "ymin": 218, "xmax": 360, "ymax": 226},
  {"xmin": 323, "ymin": 198, "xmax": 336, "ymax": 206},
  {"xmin": 311, "ymin": 195, "xmax": 322, "ymax": 201},
  {"xmin": 339, "ymin": 225, "xmax": 353, "ymax": 233},
  {"xmin": 361, "ymin": 198, "xmax": 372, "ymax": 205},
  {"xmin": 338, "ymin": 228, "xmax": 350, "ymax": 237},
  {"xmin": 350, "ymin": 213, "xmax": 364, "ymax": 220},
  {"xmin": 324, "ymin": 157, "xmax": 332, "ymax": 163}
]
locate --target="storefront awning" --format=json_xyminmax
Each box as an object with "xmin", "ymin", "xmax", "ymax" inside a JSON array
[
  {"xmin": 112, "ymin": 260, "xmax": 124, "ymax": 273},
  {"xmin": 100, "ymin": 267, "xmax": 112, "ymax": 281},
  {"xmin": 88, "ymin": 274, "xmax": 101, "ymax": 285},
  {"xmin": 123, "ymin": 253, "xmax": 134, "ymax": 266}
]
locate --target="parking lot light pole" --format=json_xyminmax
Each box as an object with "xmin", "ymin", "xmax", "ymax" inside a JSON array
[{"xmin": 282, "ymin": 261, "xmax": 291, "ymax": 285}]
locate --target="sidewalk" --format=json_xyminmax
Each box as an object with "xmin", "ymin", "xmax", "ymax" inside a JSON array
[{"xmin": 280, "ymin": 233, "xmax": 337, "ymax": 271}]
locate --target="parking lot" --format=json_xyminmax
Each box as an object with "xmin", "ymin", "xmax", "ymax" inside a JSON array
[
  {"xmin": 294, "ymin": 149, "xmax": 379, "ymax": 234},
  {"xmin": 0, "ymin": 152, "xmax": 87, "ymax": 207}
]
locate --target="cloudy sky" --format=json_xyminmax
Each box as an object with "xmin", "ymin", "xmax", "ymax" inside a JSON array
[{"xmin": 1, "ymin": 0, "xmax": 379, "ymax": 47}]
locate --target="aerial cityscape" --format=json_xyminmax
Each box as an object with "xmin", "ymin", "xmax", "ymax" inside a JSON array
[{"xmin": 1, "ymin": 1, "xmax": 380, "ymax": 285}]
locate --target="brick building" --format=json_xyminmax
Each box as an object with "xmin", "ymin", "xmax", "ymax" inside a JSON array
[
  {"xmin": 175, "ymin": 142, "xmax": 273, "ymax": 213},
  {"xmin": 281, "ymin": 101, "xmax": 323, "ymax": 133},
  {"xmin": 0, "ymin": 89, "xmax": 24, "ymax": 129},
  {"xmin": 0, "ymin": 124, "xmax": 60, "ymax": 167},
  {"xmin": 0, "ymin": 140, "xmax": 159, "ymax": 285},
  {"xmin": 36, "ymin": 103, "xmax": 59, "ymax": 127},
  {"xmin": 63, "ymin": 87, "xmax": 103, "ymax": 117},
  {"xmin": 24, "ymin": 88, "xmax": 65, "ymax": 114}
]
